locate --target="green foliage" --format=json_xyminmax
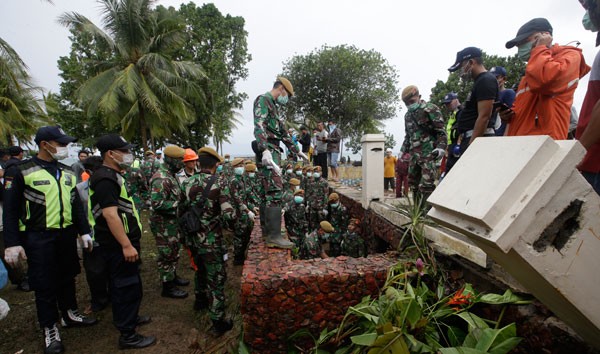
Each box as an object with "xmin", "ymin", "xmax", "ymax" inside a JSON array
[
  {"xmin": 281, "ymin": 45, "xmax": 400, "ymax": 156},
  {"xmin": 429, "ymin": 52, "xmax": 526, "ymax": 109},
  {"xmin": 384, "ymin": 133, "xmax": 396, "ymax": 151}
]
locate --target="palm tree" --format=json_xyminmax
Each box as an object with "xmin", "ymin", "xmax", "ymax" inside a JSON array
[
  {"xmin": 0, "ymin": 38, "xmax": 46, "ymax": 145},
  {"xmin": 58, "ymin": 0, "xmax": 206, "ymax": 151}
]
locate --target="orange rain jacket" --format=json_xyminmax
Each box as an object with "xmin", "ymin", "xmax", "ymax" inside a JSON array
[{"xmin": 507, "ymin": 44, "xmax": 591, "ymax": 140}]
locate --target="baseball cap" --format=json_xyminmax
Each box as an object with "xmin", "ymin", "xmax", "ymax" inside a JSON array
[
  {"xmin": 34, "ymin": 125, "xmax": 77, "ymax": 145},
  {"xmin": 448, "ymin": 47, "xmax": 482, "ymax": 72},
  {"xmin": 443, "ymin": 92, "xmax": 458, "ymax": 103},
  {"xmin": 8, "ymin": 146, "xmax": 23, "ymax": 156},
  {"xmin": 505, "ymin": 18, "xmax": 553, "ymax": 49},
  {"xmin": 489, "ymin": 66, "xmax": 507, "ymax": 77},
  {"xmin": 96, "ymin": 133, "xmax": 136, "ymax": 153}
]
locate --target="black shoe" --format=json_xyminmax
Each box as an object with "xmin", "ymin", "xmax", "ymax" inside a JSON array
[
  {"xmin": 172, "ymin": 275, "xmax": 190, "ymax": 287},
  {"xmin": 136, "ymin": 315, "xmax": 152, "ymax": 327},
  {"xmin": 118, "ymin": 332, "xmax": 156, "ymax": 350},
  {"xmin": 209, "ymin": 318, "xmax": 233, "ymax": 337},
  {"xmin": 60, "ymin": 309, "xmax": 98, "ymax": 327},
  {"xmin": 193, "ymin": 297, "xmax": 208, "ymax": 311},
  {"xmin": 17, "ymin": 278, "xmax": 31, "ymax": 292},
  {"xmin": 43, "ymin": 324, "xmax": 64, "ymax": 354},
  {"xmin": 161, "ymin": 282, "xmax": 188, "ymax": 299}
]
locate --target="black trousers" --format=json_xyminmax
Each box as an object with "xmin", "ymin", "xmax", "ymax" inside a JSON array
[
  {"xmin": 23, "ymin": 228, "xmax": 80, "ymax": 328},
  {"xmin": 96, "ymin": 241, "xmax": 143, "ymax": 335},
  {"xmin": 314, "ymin": 152, "xmax": 328, "ymax": 179},
  {"xmin": 82, "ymin": 244, "xmax": 110, "ymax": 311}
]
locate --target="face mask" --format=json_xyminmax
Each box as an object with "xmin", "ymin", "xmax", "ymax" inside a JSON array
[
  {"xmin": 46, "ymin": 144, "xmax": 69, "ymax": 160},
  {"xmin": 234, "ymin": 167, "xmax": 244, "ymax": 175},
  {"xmin": 459, "ymin": 62, "xmax": 472, "ymax": 81},
  {"xmin": 224, "ymin": 158, "xmax": 230, "ymax": 163},
  {"xmin": 294, "ymin": 196, "xmax": 304, "ymax": 204},
  {"xmin": 306, "ymin": 172, "xmax": 313, "ymax": 178},
  {"xmin": 517, "ymin": 41, "xmax": 533, "ymax": 62},
  {"xmin": 217, "ymin": 165, "xmax": 223, "ymax": 172},
  {"xmin": 248, "ymin": 172, "xmax": 255, "ymax": 178},
  {"xmin": 583, "ymin": 11, "xmax": 599, "ymax": 32},
  {"xmin": 295, "ymin": 171, "xmax": 302, "ymax": 176},
  {"xmin": 329, "ymin": 124, "xmax": 336, "ymax": 132},
  {"xmin": 165, "ymin": 157, "xmax": 183, "ymax": 173},
  {"xmin": 112, "ymin": 151, "xmax": 134, "ymax": 168},
  {"xmin": 408, "ymin": 102, "xmax": 420, "ymax": 110},
  {"xmin": 277, "ymin": 94, "xmax": 289, "ymax": 105},
  {"xmin": 313, "ymin": 172, "xmax": 321, "ymax": 178},
  {"xmin": 330, "ymin": 203, "xmax": 339, "ymax": 208},
  {"xmin": 295, "ymin": 186, "xmax": 300, "ymax": 191},
  {"xmin": 286, "ymin": 169, "xmax": 293, "ymax": 174}
]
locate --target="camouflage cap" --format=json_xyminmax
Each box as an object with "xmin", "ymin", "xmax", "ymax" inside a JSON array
[
  {"xmin": 314, "ymin": 165, "xmax": 322, "ymax": 172},
  {"xmin": 231, "ymin": 157, "xmax": 244, "ymax": 167},
  {"xmin": 163, "ymin": 145, "xmax": 185, "ymax": 158},
  {"xmin": 289, "ymin": 178, "xmax": 300, "ymax": 186},
  {"xmin": 320, "ymin": 221, "xmax": 334, "ymax": 233},
  {"xmin": 277, "ymin": 76, "xmax": 294, "ymax": 96},
  {"xmin": 294, "ymin": 164, "xmax": 303, "ymax": 171},
  {"xmin": 294, "ymin": 189, "xmax": 304, "ymax": 196},
  {"xmin": 245, "ymin": 163, "xmax": 257, "ymax": 172},
  {"xmin": 328, "ymin": 193, "xmax": 339, "ymax": 202},
  {"xmin": 244, "ymin": 159, "xmax": 253, "ymax": 165},
  {"xmin": 198, "ymin": 147, "xmax": 223, "ymax": 163},
  {"xmin": 401, "ymin": 85, "xmax": 419, "ymax": 102}
]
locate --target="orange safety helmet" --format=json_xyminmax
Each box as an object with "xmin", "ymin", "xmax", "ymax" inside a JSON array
[{"xmin": 183, "ymin": 148, "xmax": 198, "ymax": 162}]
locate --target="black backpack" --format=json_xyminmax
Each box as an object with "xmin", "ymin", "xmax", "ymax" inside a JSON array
[{"xmin": 179, "ymin": 175, "xmax": 217, "ymax": 235}]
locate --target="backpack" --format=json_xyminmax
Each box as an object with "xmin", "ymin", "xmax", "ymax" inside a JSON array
[{"xmin": 178, "ymin": 175, "xmax": 217, "ymax": 235}]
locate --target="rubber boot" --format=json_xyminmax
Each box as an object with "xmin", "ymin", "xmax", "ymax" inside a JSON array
[{"xmin": 265, "ymin": 207, "xmax": 293, "ymax": 249}]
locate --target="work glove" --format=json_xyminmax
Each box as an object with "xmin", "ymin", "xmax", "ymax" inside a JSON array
[
  {"xmin": 431, "ymin": 148, "xmax": 446, "ymax": 160},
  {"xmin": 247, "ymin": 211, "xmax": 256, "ymax": 219},
  {"xmin": 80, "ymin": 234, "xmax": 94, "ymax": 252},
  {"xmin": 4, "ymin": 246, "xmax": 26, "ymax": 268},
  {"xmin": 261, "ymin": 150, "xmax": 281, "ymax": 176},
  {"xmin": 322, "ymin": 209, "xmax": 329, "ymax": 216},
  {"xmin": 297, "ymin": 151, "xmax": 309, "ymax": 162}
]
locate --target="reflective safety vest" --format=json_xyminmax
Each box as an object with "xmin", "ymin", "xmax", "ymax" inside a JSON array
[{"xmin": 18, "ymin": 160, "xmax": 76, "ymax": 231}]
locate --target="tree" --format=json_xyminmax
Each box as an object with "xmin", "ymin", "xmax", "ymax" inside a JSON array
[
  {"xmin": 170, "ymin": 2, "xmax": 251, "ymax": 152},
  {"xmin": 0, "ymin": 38, "xmax": 46, "ymax": 145},
  {"xmin": 429, "ymin": 52, "xmax": 526, "ymax": 109},
  {"xmin": 281, "ymin": 45, "xmax": 400, "ymax": 156},
  {"xmin": 384, "ymin": 132, "xmax": 396, "ymax": 151},
  {"xmin": 58, "ymin": 0, "xmax": 206, "ymax": 152}
]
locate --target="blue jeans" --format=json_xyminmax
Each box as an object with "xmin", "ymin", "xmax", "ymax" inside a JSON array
[{"xmin": 581, "ymin": 171, "xmax": 600, "ymax": 196}]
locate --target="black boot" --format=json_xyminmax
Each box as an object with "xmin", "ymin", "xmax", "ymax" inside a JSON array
[
  {"xmin": 118, "ymin": 332, "xmax": 156, "ymax": 349},
  {"xmin": 60, "ymin": 308, "xmax": 98, "ymax": 327},
  {"xmin": 161, "ymin": 281, "xmax": 188, "ymax": 299},
  {"xmin": 193, "ymin": 293, "xmax": 208, "ymax": 311},
  {"xmin": 172, "ymin": 272, "xmax": 190, "ymax": 287},
  {"xmin": 209, "ymin": 318, "xmax": 233, "ymax": 337},
  {"xmin": 265, "ymin": 207, "xmax": 293, "ymax": 249},
  {"xmin": 43, "ymin": 324, "xmax": 64, "ymax": 354}
]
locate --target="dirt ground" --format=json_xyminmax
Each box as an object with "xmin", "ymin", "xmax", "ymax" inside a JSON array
[{"xmin": 0, "ymin": 210, "xmax": 243, "ymax": 354}]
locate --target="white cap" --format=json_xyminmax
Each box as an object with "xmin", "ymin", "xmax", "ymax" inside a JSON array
[{"xmin": 386, "ymin": 148, "xmax": 393, "ymax": 153}]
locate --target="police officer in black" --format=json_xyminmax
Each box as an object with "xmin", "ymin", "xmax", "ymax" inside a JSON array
[
  {"xmin": 89, "ymin": 134, "xmax": 155, "ymax": 350},
  {"xmin": 3, "ymin": 126, "xmax": 97, "ymax": 354}
]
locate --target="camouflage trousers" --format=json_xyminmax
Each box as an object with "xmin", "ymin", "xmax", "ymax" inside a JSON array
[
  {"xmin": 149, "ymin": 214, "xmax": 181, "ymax": 283},
  {"xmin": 259, "ymin": 148, "xmax": 284, "ymax": 207},
  {"xmin": 408, "ymin": 154, "xmax": 438, "ymax": 194},
  {"xmin": 193, "ymin": 251, "xmax": 226, "ymax": 321},
  {"xmin": 307, "ymin": 207, "xmax": 325, "ymax": 231},
  {"xmin": 233, "ymin": 214, "xmax": 254, "ymax": 259},
  {"xmin": 328, "ymin": 232, "xmax": 342, "ymax": 257}
]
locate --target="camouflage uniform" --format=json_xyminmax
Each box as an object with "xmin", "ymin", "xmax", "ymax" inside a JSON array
[
  {"xmin": 123, "ymin": 166, "xmax": 147, "ymax": 211},
  {"xmin": 180, "ymin": 171, "xmax": 234, "ymax": 321},
  {"xmin": 326, "ymin": 203, "xmax": 349, "ymax": 257},
  {"xmin": 306, "ymin": 177, "xmax": 329, "ymax": 230},
  {"xmin": 340, "ymin": 230, "xmax": 367, "ymax": 258},
  {"xmin": 245, "ymin": 173, "xmax": 263, "ymax": 211},
  {"xmin": 228, "ymin": 173, "xmax": 254, "ymax": 262},
  {"xmin": 141, "ymin": 156, "xmax": 160, "ymax": 204},
  {"xmin": 400, "ymin": 102, "xmax": 447, "ymax": 194},
  {"xmin": 284, "ymin": 199, "xmax": 308, "ymax": 248},
  {"xmin": 149, "ymin": 164, "xmax": 182, "ymax": 283},
  {"xmin": 300, "ymin": 229, "xmax": 322, "ymax": 260}
]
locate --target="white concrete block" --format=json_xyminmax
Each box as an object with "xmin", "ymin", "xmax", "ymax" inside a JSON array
[
  {"xmin": 427, "ymin": 135, "xmax": 600, "ymax": 348},
  {"xmin": 361, "ymin": 134, "xmax": 385, "ymax": 208}
]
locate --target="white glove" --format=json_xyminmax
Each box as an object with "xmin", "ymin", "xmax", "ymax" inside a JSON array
[
  {"xmin": 432, "ymin": 148, "xmax": 446, "ymax": 160},
  {"xmin": 261, "ymin": 150, "xmax": 281, "ymax": 176},
  {"xmin": 4, "ymin": 246, "xmax": 26, "ymax": 268},
  {"xmin": 322, "ymin": 209, "xmax": 329, "ymax": 216},
  {"xmin": 297, "ymin": 151, "xmax": 309, "ymax": 162},
  {"xmin": 247, "ymin": 211, "xmax": 256, "ymax": 219},
  {"xmin": 80, "ymin": 234, "xmax": 94, "ymax": 252}
]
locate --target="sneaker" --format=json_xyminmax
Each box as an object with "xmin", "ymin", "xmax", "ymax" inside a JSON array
[
  {"xmin": 61, "ymin": 309, "xmax": 98, "ymax": 327},
  {"xmin": 44, "ymin": 324, "xmax": 64, "ymax": 354}
]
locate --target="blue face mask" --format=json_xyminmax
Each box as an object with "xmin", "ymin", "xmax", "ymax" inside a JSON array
[
  {"xmin": 329, "ymin": 124, "xmax": 336, "ymax": 132},
  {"xmin": 330, "ymin": 203, "xmax": 339, "ymax": 208},
  {"xmin": 295, "ymin": 171, "xmax": 302, "ymax": 176},
  {"xmin": 517, "ymin": 41, "xmax": 533, "ymax": 62},
  {"xmin": 216, "ymin": 165, "xmax": 223, "ymax": 172},
  {"xmin": 234, "ymin": 167, "xmax": 244, "ymax": 175},
  {"xmin": 313, "ymin": 172, "xmax": 321, "ymax": 178},
  {"xmin": 248, "ymin": 172, "xmax": 255, "ymax": 178},
  {"xmin": 277, "ymin": 94, "xmax": 289, "ymax": 105},
  {"xmin": 294, "ymin": 196, "xmax": 304, "ymax": 204},
  {"xmin": 286, "ymin": 169, "xmax": 293, "ymax": 174},
  {"xmin": 583, "ymin": 11, "xmax": 599, "ymax": 32},
  {"xmin": 306, "ymin": 172, "xmax": 313, "ymax": 178}
]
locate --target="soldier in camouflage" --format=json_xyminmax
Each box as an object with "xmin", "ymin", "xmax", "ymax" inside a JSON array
[
  {"xmin": 179, "ymin": 147, "xmax": 234, "ymax": 337},
  {"xmin": 340, "ymin": 218, "xmax": 367, "ymax": 258},
  {"xmin": 243, "ymin": 163, "xmax": 263, "ymax": 225},
  {"xmin": 284, "ymin": 189, "xmax": 309, "ymax": 249},
  {"xmin": 324, "ymin": 192, "xmax": 348, "ymax": 257},
  {"xmin": 222, "ymin": 154, "xmax": 232, "ymax": 177},
  {"xmin": 253, "ymin": 77, "xmax": 308, "ymax": 248},
  {"xmin": 282, "ymin": 177, "xmax": 300, "ymax": 207},
  {"xmin": 400, "ymin": 85, "xmax": 447, "ymax": 206},
  {"xmin": 149, "ymin": 145, "xmax": 189, "ymax": 299},
  {"xmin": 300, "ymin": 221, "xmax": 334, "ymax": 260},
  {"xmin": 228, "ymin": 158, "xmax": 256, "ymax": 265},
  {"xmin": 140, "ymin": 150, "xmax": 159, "ymax": 207},
  {"xmin": 307, "ymin": 166, "xmax": 329, "ymax": 231},
  {"xmin": 282, "ymin": 163, "xmax": 294, "ymax": 187},
  {"xmin": 123, "ymin": 164, "xmax": 147, "ymax": 211}
]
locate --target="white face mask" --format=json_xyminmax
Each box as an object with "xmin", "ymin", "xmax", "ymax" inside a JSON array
[
  {"xmin": 248, "ymin": 172, "xmax": 255, "ymax": 178},
  {"xmin": 313, "ymin": 172, "xmax": 321, "ymax": 178},
  {"xmin": 286, "ymin": 169, "xmax": 293, "ymax": 174},
  {"xmin": 45, "ymin": 143, "xmax": 68, "ymax": 160},
  {"xmin": 112, "ymin": 151, "xmax": 134, "ymax": 168},
  {"xmin": 306, "ymin": 172, "xmax": 313, "ymax": 178}
]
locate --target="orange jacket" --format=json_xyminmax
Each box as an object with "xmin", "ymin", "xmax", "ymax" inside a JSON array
[{"xmin": 507, "ymin": 44, "xmax": 590, "ymax": 140}]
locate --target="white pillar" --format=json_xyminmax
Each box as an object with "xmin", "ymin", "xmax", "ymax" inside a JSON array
[
  {"xmin": 361, "ymin": 134, "xmax": 385, "ymax": 208},
  {"xmin": 427, "ymin": 136, "xmax": 600, "ymax": 348}
]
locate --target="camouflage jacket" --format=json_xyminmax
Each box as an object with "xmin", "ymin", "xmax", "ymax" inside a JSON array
[
  {"xmin": 300, "ymin": 230, "xmax": 322, "ymax": 260},
  {"xmin": 149, "ymin": 165, "xmax": 181, "ymax": 216},
  {"xmin": 284, "ymin": 201, "xmax": 308, "ymax": 239},
  {"xmin": 228, "ymin": 174, "xmax": 250, "ymax": 218},
  {"xmin": 253, "ymin": 92, "xmax": 299, "ymax": 156},
  {"xmin": 141, "ymin": 157, "xmax": 160, "ymax": 183},
  {"xmin": 327, "ymin": 204, "xmax": 349, "ymax": 237},
  {"xmin": 307, "ymin": 177, "xmax": 329, "ymax": 210},
  {"xmin": 340, "ymin": 231, "xmax": 367, "ymax": 258},
  {"xmin": 123, "ymin": 166, "xmax": 147, "ymax": 196},
  {"xmin": 180, "ymin": 171, "xmax": 234, "ymax": 254},
  {"xmin": 400, "ymin": 102, "xmax": 447, "ymax": 155},
  {"xmin": 244, "ymin": 174, "xmax": 263, "ymax": 209}
]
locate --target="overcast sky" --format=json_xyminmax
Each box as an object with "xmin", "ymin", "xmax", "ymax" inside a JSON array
[{"xmin": 1, "ymin": 0, "xmax": 595, "ymax": 157}]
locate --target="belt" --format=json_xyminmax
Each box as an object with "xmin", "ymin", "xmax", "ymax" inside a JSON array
[{"xmin": 464, "ymin": 128, "xmax": 495, "ymax": 139}]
